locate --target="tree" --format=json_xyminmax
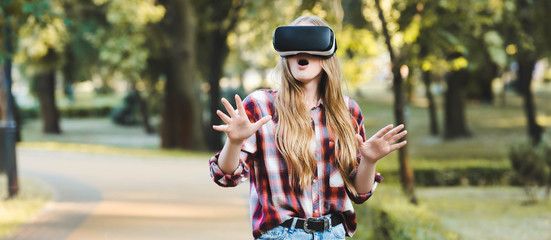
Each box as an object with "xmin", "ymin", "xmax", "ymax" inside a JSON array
[
  {"xmin": 369, "ymin": 0, "xmax": 417, "ymax": 204},
  {"xmin": 194, "ymin": 0, "xmax": 244, "ymax": 151},
  {"xmin": 397, "ymin": 0, "xmax": 507, "ymax": 139},
  {"xmin": 84, "ymin": 0, "xmax": 165, "ymax": 134},
  {"xmin": 59, "ymin": 1, "xmax": 105, "ymax": 102},
  {"xmin": 396, "ymin": 1, "xmax": 446, "ymax": 137},
  {"xmin": 154, "ymin": 0, "xmax": 205, "ymax": 150},
  {"xmin": 12, "ymin": 1, "xmax": 67, "ymax": 134},
  {"xmin": 443, "ymin": 53, "xmax": 471, "ymax": 139},
  {"xmin": 497, "ymin": 0, "xmax": 551, "ymax": 145},
  {"xmin": 411, "ymin": 0, "xmax": 474, "ymax": 140},
  {"xmin": 0, "ymin": 21, "xmax": 19, "ymax": 197},
  {"xmin": 0, "ymin": 0, "xmax": 58, "ymax": 198}
]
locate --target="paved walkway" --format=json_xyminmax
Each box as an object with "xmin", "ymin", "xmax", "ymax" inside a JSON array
[{"xmin": 7, "ymin": 148, "xmax": 251, "ymax": 240}]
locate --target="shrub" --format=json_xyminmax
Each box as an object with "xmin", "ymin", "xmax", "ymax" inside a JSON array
[
  {"xmin": 380, "ymin": 159, "xmax": 512, "ymax": 187},
  {"xmin": 509, "ymin": 138, "xmax": 551, "ymax": 202},
  {"xmin": 355, "ymin": 195, "xmax": 458, "ymax": 240},
  {"xmin": 414, "ymin": 167, "xmax": 511, "ymax": 186}
]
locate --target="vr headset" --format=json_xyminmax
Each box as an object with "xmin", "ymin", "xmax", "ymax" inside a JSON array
[{"xmin": 273, "ymin": 26, "xmax": 337, "ymax": 58}]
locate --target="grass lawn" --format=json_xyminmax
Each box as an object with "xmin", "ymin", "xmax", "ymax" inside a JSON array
[
  {"xmin": 0, "ymin": 175, "xmax": 52, "ymax": 238},
  {"xmin": 357, "ymin": 185, "xmax": 551, "ymax": 240},
  {"xmin": 417, "ymin": 186, "xmax": 551, "ymax": 240}
]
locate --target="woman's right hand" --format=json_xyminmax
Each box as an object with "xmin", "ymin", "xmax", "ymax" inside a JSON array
[{"xmin": 212, "ymin": 94, "xmax": 272, "ymax": 144}]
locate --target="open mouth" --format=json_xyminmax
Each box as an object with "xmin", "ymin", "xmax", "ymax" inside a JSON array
[{"xmin": 298, "ymin": 59, "xmax": 309, "ymax": 66}]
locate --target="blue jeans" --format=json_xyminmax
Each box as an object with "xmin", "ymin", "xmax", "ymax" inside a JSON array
[{"xmin": 257, "ymin": 216, "xmax": 347, "ymax": 240}]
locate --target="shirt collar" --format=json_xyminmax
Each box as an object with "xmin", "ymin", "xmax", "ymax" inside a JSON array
[{"xmin": 311, "ymin": 98, "xmax": 324, "ymax": 110}]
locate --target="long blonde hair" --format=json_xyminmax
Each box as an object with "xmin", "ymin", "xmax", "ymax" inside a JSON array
[{"xmin": 274, "ymin": 15, "xmax": 360, "ymax": 195}]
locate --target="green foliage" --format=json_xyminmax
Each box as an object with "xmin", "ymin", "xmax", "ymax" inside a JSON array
[
  {"xmin": 85, "ymin": 0, "xmax": 165, "ymax": 79},
  {"xmin": 509, "ymin": 137, "xmax": 551, "ymax": 202},
  {"xmin": 337, "ymin": 25, "xmax": 381, "ymax": 85},
  {"xmin": 510, "ymin": 138, "xmax": 551, "ymax": 185},
  {"xmin": 413, "ymin": 167, "xmax": 511, "ymax": 186},
  {"xmin": 1, "ymin": 1, "xmax": 57, "ymax": 65},
  {"xmin": 498, "ymin": 0, "xmax": 551, "ymax": 59},
  {"xmin": 377, "ymin": 158, "xmax": 512, "ymax": 187},
  {"xmin": 7, "ymin": 0, "xmax": 69, "ymax": 75},
  {"xmin": 355, "ymin": 193, "xmax": 458, "ymax": 240}
]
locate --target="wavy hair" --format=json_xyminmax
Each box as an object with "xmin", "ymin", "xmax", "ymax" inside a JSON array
[{"xmin": 274, "ymin": 15, "xmax": 360, "ymax": 195}]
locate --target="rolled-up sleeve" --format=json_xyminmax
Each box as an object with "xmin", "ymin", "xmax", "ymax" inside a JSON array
[
  {"xmin": 347, "ymin": 171, "xmax": 383, "ymax": 204},
  {"xmin": 209, "ymin": 150, "xmax": 251, "ymax": 187}
]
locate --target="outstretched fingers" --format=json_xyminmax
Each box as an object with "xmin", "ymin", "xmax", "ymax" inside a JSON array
[
  {"xmin": 390, "ymin": 139, "xmax": 407, "ymax": 151},
  {"xmin": 389, "ymin": 129, "xmax": 407, "ymax": 143},
  {"xmin": 212, "ymin": 124, "xmax": 228, "ymax": 132},
  {"xmin": 388, "ymin": 125, "xmax": 407, "ymax": 150},
  {"xmin": 235, "ymin": 95, "xmax": 247, "ymax": 117},
  {"xmin": 374, "ymin": 124, "xmax": 394, "ymax": 139},
  {"xmin": 383, "ymin": 124, "xmax": 405, "ymax": 140},
  {"xmin": 216, "ymin": 109, "xmax": 231, "ymax": 124},
  {"xmin": 221, "ymin": 97, "xmax": 237, "ymax": 119}
]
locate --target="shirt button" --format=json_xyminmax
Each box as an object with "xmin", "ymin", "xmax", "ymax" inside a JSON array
[{"xmin": 313, "ymin": 179, "xmax": 317, "ymax": 183}]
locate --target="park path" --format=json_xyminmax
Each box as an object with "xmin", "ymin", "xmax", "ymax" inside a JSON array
[{"xmin": 7, "ymin": 148, "xmax": 251, "ymax": 240}]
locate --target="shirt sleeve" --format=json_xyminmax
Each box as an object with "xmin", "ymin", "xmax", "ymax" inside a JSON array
[
  {"xmin": 347, "ymin": 170, "xmax": 383, "ymax": 204},
  {"xmin": 209, "ymin": 150, "xmax": 251, "ymax": 187},
  {"xmin": 346, "ymin": 97, "xmax": 383, "ymax": 204}
]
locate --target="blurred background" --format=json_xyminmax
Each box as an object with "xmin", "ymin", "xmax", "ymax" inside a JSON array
[{"xmin": 1, "ymin": 0, "xmax": 551, "ymax": 239}]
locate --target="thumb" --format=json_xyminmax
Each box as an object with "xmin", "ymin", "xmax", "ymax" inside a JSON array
[{"xmin": 355, "ymin": 134, "xmax": 364, "ymax": 146}]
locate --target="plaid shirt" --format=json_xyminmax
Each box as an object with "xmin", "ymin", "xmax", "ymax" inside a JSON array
[{"xmin": 209, "ymin": 90, "xmax": 382, "ymax": 238}]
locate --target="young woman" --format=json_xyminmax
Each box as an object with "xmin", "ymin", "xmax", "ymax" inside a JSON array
[{"xmin": 209, "ymin": 15, "xmax": 407, "ymax": 239}]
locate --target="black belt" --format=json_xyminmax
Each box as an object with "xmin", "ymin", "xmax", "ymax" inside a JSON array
[{"xmin": 280, "ymin": 214, "xmax": 343, "ymax": 233}]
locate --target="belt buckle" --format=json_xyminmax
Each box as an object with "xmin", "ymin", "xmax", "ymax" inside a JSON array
[{"xmin": 303, "ymin": 217, "xmax": 329, "ymax": 233}]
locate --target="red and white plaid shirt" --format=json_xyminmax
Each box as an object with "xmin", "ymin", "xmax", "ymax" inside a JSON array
[{"xmin": 209, "ymin": 90, "xmax": 382, "ymax": 238}]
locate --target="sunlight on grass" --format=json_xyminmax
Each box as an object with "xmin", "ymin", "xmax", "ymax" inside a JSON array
[
  {"xmin": 0, "ymin": 176, "xmax": 52, "ymax": 238},
  {"xmin": 537, "ymin": 115, "xmax": 551, "ymax": 127},
  {"xmin": 360, "ymin": 185, "xmax": 551, "ymax": 240},
  {"xmin": 417, "ymin": 186, "xmax": 551, "ymax": 240}
]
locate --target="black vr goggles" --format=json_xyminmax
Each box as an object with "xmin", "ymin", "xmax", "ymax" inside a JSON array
[{"xmin": 273, "ymin": 26, "xmax": 337, "ymax": 58}]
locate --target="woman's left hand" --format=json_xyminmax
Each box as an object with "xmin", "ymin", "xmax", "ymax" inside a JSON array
[{"xmin": 355, "ymin": 124, "xmax": 408, "ymax": 164}]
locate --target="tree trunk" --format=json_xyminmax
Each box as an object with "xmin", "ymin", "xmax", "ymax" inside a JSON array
[
  {"xmin": 1, "ymin": 18, "xmax": 19, "ymax": 197},
  {"xmin": 422, "ymin": 70, "xmax": 439, "ymax": 136},
  {"xmin": 196, "ymin": 1, "xmax": 243, "ymax": 151},
  {"xmin": 516, "ymin": 56, "xmax": 543, "ymax": 145},
  {"xmin": 206, "ymin": 31, "xmax": 230, "ymax": 151},
  {"xmin": 36, "ymin": 71, "xmax": 61, "ymax": 134},
  {"xmin": 392, "ymin": 66, "xmax": 416, "ymax": 204},
  {"xmin": 374, "ymin": 0, "xmax": 416, "ymax": 204},
  {"xmin": 11, "ymin": 94, "xmax": 22, "ymax": 142},
  {"xmin": 159, "ymin": 0, "xmax": 205, "ymax": 150},
  {"xmin": 444, "ymin": 68, "xmax": 470, "ymax": 139}
]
